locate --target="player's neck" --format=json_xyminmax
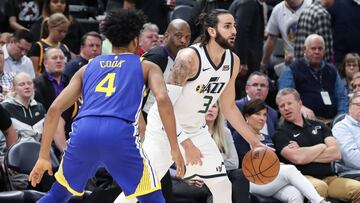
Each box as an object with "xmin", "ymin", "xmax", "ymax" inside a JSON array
[
  {"xmin": 111, "ymin": 47, "xmax": 133, "ymax": 54},
  {"xmin": 206, "ymin": 42, "xmax": 225, "ymax": 65}
]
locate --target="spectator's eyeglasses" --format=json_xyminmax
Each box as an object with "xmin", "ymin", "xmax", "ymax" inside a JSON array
[
  {"xmin": 247, "ymin": 83, "xmax": 268, "ymax": 88},
  {"xmin": 352, "ymin": 83, "xmax": 360, "ymax": 89}
]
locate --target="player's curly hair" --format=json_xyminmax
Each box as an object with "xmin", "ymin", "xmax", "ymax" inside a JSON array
[{"xmin": 103, "ymin": 9, "xmax": 146, "ymax": 47}]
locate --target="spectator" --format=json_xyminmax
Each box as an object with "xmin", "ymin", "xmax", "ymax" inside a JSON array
[
  {"xmin": 273, "ymin": 88, "xmax": 360, "ymax": 202},
  {"xmin": 2, "ymin": 72, "xmax": 45, "ymax": 143},
  {"xmin": 243, "ymin": 99, "xmax": 328, "ymax": 203},
  {"xmin": 278, "ymin": 34, "xmax": 348, "ymax": 122},
  {"xmin": 29, "ymin": 12, "xmax": 72, "ymax": 76},
  {"xmin": 332, "ymin": 92, "xmax": 360, "ymax": 181},
  {"xmin": 294, "ymin": 0, "xmax": 334, "ymax": 62},
  {"xmin": 260, "ymin": 0, "xmax": 312, "ymax": 71},
  {"xmin": 351, "ymin": 72, "xmax": 360, "ymax": 94},
  {"xmin": 328, "ymin": 0, "xmax": 360, "ymax": 65},
  {"xmin": 33, "ymin": 47, "xmax": 71, "ymax": 154},
  {"xmin": 0, "ymin": 48, "xmax": 14, "ymax": 100},
  {"xmin": 229, "ymin": 72, "xmax": 278, "ymax": 163},
  {"xmin": 5, "ymin": 0, "xmax": 42, "ymax": 31},
  {"xmin": 2, "ymin": 30, "xmax": 35, "ymax": 78},
  {"xmin": 0, "ymin": 105, "xmax": 17, "ymax": 162},
  {"xmin": 206, "ymin": 101, "xmax": 250, "ymax": 203},
  {"xmin": 340, "ymin": 53, "xmax": 360, "ymax": 95},
  {"xmin": 136, "ymin": 23, "xmax": 160, "ymax": 56},
  {"xmin": 30, "ymin": 0, "xmax": 85, "ymax": 54},
  {"xmin": 63, "ymin": 31, "xmax": 102, "ymax": 80},
  {"xmin": 229, "ymin": 0, "xmax": 266, "ymax": 99},
  {"xmin": 1, "ymin": 72, "xmax": 57, "ymax": 190}
]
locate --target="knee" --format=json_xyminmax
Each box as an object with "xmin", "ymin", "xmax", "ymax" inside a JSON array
[
  {"xmin": 287, "ymin": 190, "xmax": 304, "ymax": 203},
  {"xmin": 313, "ymin": 181, "xmax": 328, "ymax": 198}
]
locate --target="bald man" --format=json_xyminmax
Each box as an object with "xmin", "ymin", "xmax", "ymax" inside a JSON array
[{"xmin": 115, "ymin": 19, "xmax": 191, "ymax": 203}]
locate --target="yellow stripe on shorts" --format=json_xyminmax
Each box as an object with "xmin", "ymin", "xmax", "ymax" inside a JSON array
[
  {"xmin": 126, "ymin": 160, "xmax": 161, "ymax": 199},
  {"xmin": 55, "ymin": 160, "xmax": 84, "ymax": 196}
]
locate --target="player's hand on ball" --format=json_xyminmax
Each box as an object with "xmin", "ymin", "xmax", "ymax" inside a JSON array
[
  {"xmin": 171, "ymin": 148, "xmax": 186, "ymax": 178},
  {"xmin": 29, "ymin": 158, "xmax": 53, "ymax": 187}
]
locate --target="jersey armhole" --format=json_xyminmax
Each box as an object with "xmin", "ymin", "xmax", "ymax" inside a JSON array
[
  {"xmin": 230, "ymin": 51, "xmax": 234, "ymax": 78},
  {"xmin": 187, "ymin": 47, "xmax": 201, "ymax": 82}
]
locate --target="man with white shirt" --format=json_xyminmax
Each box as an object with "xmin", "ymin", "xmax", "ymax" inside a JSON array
[
  {"xmin": 260, "ymin": 0, "xmax": 311, "ymax": 71},
  {"xmin": 332, "ymin": 92, "xmax": 360, "ymax": 181},
  {"xmin": 2, "ymin": 30, "xmax": 35, "ymax": 78}
]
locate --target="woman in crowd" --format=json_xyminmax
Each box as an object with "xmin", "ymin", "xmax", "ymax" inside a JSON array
[
  {"xmin": 340, "ymin": 53, "xmax": 360, "ymax": 95},
  {"xmin": 28, "ymin": 12, "xmax": 72, "ymax": 76},
  {"xmin": 30, "ymin": 0, "xmax": 84, "ymax": 54},
  {"xmin": 206, "ymin": 101, "xmax": 250, "ymax": 203},
  {"xmin": 242, "ymin": 99, "xmax": 329, "ymax": 203}
]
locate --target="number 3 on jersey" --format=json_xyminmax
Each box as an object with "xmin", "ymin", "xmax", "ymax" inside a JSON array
[
  {"xmin": 198, "ymin": 95, "xmax": 213, "ymax": 113},
  {"xmin": 95, "ymin": 73, "xmax": 116, "ymax": 97}
]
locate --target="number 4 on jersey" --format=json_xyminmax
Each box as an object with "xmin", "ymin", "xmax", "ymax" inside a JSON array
[{"xmin": 95, "ymin": 73, "xmax": 116, "ymax": 97}]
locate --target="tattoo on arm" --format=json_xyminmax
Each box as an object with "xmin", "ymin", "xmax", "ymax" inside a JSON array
[{"xmin": 169, "ymin": 56, "xmax": 193, "ymax": 86}]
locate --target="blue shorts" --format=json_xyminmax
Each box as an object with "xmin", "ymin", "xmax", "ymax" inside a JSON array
[{"xmin": 54, "ymin": 116, "xmax": 161, "ymax": 198}]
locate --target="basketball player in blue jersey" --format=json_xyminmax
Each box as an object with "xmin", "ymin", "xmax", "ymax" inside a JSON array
[
  {"xmin": 28, "ymin": 9, "xmax": 185, "ymax": 203},
  {"xmin": 115, "ymin": 9, "xmax": 270, "ymax": 203}
]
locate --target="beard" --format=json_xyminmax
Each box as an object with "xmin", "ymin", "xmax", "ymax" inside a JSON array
[{"xmin": 215, "ymin": 31, "xmax": 234, "ymax": 49}]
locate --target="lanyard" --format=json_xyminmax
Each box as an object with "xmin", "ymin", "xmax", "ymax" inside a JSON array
[{"xmin": 308, "ymin": 67, "xmax": 324, "ymax": 90}]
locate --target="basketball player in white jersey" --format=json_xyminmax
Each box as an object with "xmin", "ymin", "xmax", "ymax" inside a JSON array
[{"xmin": 115, "ymin": 9, "xmax": 266, "ymax": 203}]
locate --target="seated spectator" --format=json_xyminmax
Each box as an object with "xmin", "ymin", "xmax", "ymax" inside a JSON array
[
  {"xmin": 206, "ymin": 101, "xmax": 250, "ymax": 203},
  {"xmin": 332, "ymin": 92, "xmax": 360, "ymax": 181},
  {"xmin": 1, "ymin": 72, "xmax": 46, "ymax": 190},
  {"xmin": 136, "ymin": 23, "xmax": 160, "ymax": 56},
  {"xmin": 273, "ymin": 88, "xmax": 360, "ymax": 202},
  {"xmin": 2, "ymin": 72, "xmax": 46, "ymax": 143},
  {"xmin": 243, "ymin": 99, "xmax": 328, "ymax": 203},
  {"xmin": 5, "ymin": 0, "xmax": 42, "ymax": 32},
  {"xmin": 0, "ymin": 48, "xmax": 14, "ymax": 101},
  {"xmin": 351, "ymin": 72, "xmax": 360, "ymax": 94},
  {"xmin": 340, "ymin": 53, "xmax": 360, "ymax": 95},
  {"xmin": 34, "ymin": 47, "xmax": 72, "ymax": 154},
  {"xmin": 2, "ymin": 30, "xmax": 35, "ymax": 78},
  {"xmin": 28, "ymin": 13, "xmax": 72, "ymax": 76},
  {"xmin": 278, "ymin": 34, "xmax": 348, "ymax": 122},
  {"xmin": 229, "ymin": 71, "xmax": 278, "ymax": 163},
  {"xmin": 63, "ymin": 31, "xmax": 102, "ymax": 80},
  {"xmin": 30, "ymin": 0, "xmax": 84, "ymax": 54},
  {"xmin": 0, "ymin": 105, "xmax": 17, "ymax": 163}
]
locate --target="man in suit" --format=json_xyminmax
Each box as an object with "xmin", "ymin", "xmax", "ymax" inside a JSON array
[{"xmin": 228, "ymin": 71, "xmax": 278, "ymax": 162}]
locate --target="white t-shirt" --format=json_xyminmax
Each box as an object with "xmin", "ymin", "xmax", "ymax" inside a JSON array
[{"xmin": 265, "ymin": 0, "xmax": 312, "ymax": 55}]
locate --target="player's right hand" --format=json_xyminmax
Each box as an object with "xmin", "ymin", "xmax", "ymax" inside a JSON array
[
  {"xmin": 28, "ymin": 158, "xmax": 53, "ymax": 187},
  {"xmin": 171, "ymin": 148, "xmax": 185, "ymax": 178}
]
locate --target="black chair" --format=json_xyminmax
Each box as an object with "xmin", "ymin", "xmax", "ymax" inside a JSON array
[
  {"xmin": 171, "ymin": 5, "xmax": 194, "ymax": 22},
  {"xmin": 4, "ymin": 141, "xmax": 59, "ymax": 192},
  {"xmin": 251, "ymin": 194, "xmax": 281, "ymax": 203},
  {"xmin": 331, "ymin": 113, "xmax": 346, "ymax": 128}
]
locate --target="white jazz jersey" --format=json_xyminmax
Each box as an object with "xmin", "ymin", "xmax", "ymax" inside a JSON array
[{"xmin": 175, "ymin": 43, "xmax": 233, "ymax": 133}]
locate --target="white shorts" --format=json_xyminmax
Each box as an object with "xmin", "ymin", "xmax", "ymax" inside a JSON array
[{"xmin": 144, "ymin": 109, "xmax": 227, "ymax": 180}]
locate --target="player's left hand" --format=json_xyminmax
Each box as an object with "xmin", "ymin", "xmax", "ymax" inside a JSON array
[
  {"xmin": 28, "ymin": 158, "xmax": 53, "ymax": 187},
  {"xmin": 171, "ymin": 148, "xmax": 186, "ymax": 178}
]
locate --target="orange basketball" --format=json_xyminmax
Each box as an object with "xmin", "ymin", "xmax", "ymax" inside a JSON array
[{"xmin": 241, "ymin": 147, "xmax": 280, "ymax": 185}]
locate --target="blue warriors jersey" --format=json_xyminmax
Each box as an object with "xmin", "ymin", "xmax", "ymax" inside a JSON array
[{"xmin": 75, "ymin": 54, "xmax": 145, "ymax": 123}]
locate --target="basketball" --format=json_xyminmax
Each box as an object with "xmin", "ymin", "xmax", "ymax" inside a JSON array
[{"xmin": 242, "ymin": 147, "xmax": 280, "ymax": 185}]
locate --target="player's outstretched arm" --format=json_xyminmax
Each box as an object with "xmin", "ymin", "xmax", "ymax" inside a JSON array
[
  {"xmin": 29, "ymin": 65, "xmax": 85, "ymax": 187},
  {"xmin": 220, "ymin": 54, "xmax": 266, "ymax": 149},
  {"xmin": 143, "ymin": 60, "xmax": 185, "ymax": 178}
]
